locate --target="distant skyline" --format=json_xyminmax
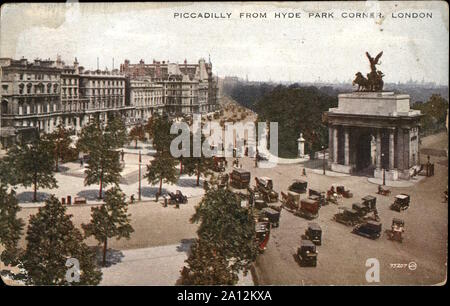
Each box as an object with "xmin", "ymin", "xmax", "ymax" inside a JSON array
[{"xmin": 1, "ymin": 2, "xmax": 448, "ymax": 85}]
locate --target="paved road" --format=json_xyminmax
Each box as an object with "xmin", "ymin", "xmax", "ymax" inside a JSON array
[{"xmin": 100, "ymin": 243, "xmax": 253, "ymax": 286}]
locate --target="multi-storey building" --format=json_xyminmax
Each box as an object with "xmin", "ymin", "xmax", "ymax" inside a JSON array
[
  {"xmin": 78, "ymin": 67, "xmax": 130, "ymax": 129},
  {"xmin": 1, "ymin": 56, "xmax": 219, "ymax": 147},
  {"xmin": 0, "ymin": 57, "xmax": 62, "ymax": 146},
  {"xmin": 120, "ymin": 58, "xmax": 218, "ymax": 114},
  {"xmin": 128, "ymin": 79, "xmax": 164, "ymax": 124}
]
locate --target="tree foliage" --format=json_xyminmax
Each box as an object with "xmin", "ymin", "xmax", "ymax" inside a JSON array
[
  {"xmin": 2, "ymin": 140, "xmax": 58, "ymax": 202},
  {"xmin": 41, "ymin": 124, "xmax": 76, "ymax": 171},
  {"xmin": 412, "ymin": 94, "xmax": 449, "ymax": 135},
  {"xmin": 180, "ymin": 237, "xmax": 238, "ymax": 285},
  {"xmin": 77, "ymin": 118, "xmax": 124, "ymax": 199},
  {"xmin": 182, "ymin": 131, "xmax": 214, "ymax": 186},
  {"xmin": 145, "ymin": 151, "xmax": 178, "ymax": 194},
  {"xmin": 254, "ymin": 85, "xmax": 337, "ymax": 158},
  {"xmin": 82, "ymin": 187, "xmax": 134, "ymax": 267},
  {"xmin": 149, "ymin": 114, "xmax": 175, "ymax": 153},
  {"xmin": 184, "ymin": 188, "xmax": 258, "ymax": 284},
  {"xmin": 22, "ymin": 195, "xmax": 102, "ymax": 285},
  {"xmin": 129, "ymin": 125, "xmax": 146, "ymax": 148},
  {"xmin": 0, "ymin": 186, "xmax": 24, "ymax": 266}
]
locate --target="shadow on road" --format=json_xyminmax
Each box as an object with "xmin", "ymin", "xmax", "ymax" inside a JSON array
[
  {"xmin": 95, "ymin": 247, "xmax": 124, "ymax": 268},
  {"xmin": 77, "ymin": 189, "xmax": 104, "ymax": 201},
  {"xmin": 16, "ymin": 191, "xmax": 52, "ymax": 203},
  {"xmin": 141, "ymin": 186, "xmax": 168, "ymax": 197}
]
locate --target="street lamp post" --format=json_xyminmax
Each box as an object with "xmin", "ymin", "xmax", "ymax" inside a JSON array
[
  {"xmin": 322, "ymin": 145, "xmax": 326, "ymax": 175},
  {"xmin": 381, "ymin": 153, "xmax": 386, "ymax": 186},
  {"xmin": 138, "ymin": 150, "xmax": 142, "ymax": 201}
]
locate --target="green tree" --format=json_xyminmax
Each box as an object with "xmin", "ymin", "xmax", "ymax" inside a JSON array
[
  {"xmin": 183, "ymin": 132, "xmax": 214, "ymax": 186},
  {"xmin": 128, "ymin": 125, "xmax": 146, "ymax": 149},
  {"xmin": 0, "ymin": 186, "xmax": 24, "ymax": 266},
  {"xmin": 84, "ymin": 146, "xmax": 122, "ymax": 200},
  {"xmin": 78, "ymin": 119, "xmax": 123, "ymax": 199},
  {"xmin": 180, "ymin": 237, "xmax": 237, "ymax": 285},
  {"xmin": 104, "ymin": 115, "xmax": 128, "ymax": 149},
  {"xmin": 150, "ymin": 114, "xmax": 175, "ymax": 153},
  {"xmin": 145, "ymin": 151, "xmax": 178, "ymax": 194},
  {"xmin": 187, "ymin": 188, "xmax": 258, "ymax": 284},
  {"xmin": 4, "ymin": 140, "xmax": 58, "ymax": 202},
  {"xmin": 41, "ymin": 124, "xmax": 74, "ymax": 171},
  {"xmin": 82, "ymin": 187, "xmax": 134, "ymax": 267},
  {"xmin": 412, "ymin": 94, "xmax": 449, "ymax": 135},
  {"xmin": 22, "ymin": 195, "xmax": 102, "ymax": 285},
  {"xmin": 253, "ymin": 85, "xmax": 337, "ymax": 158}
]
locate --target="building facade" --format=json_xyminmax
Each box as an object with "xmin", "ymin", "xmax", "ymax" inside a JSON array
[
  {"xmin": 120, "ymin": 58, "xmax": 218, "ymax": 114},
  {"xmin": 1, "ymin": 56, "xmax": 219, "ymax": 148},
  {"xmin": 128, "ymin": 79, "xmax": 164, "ymax": 124}
]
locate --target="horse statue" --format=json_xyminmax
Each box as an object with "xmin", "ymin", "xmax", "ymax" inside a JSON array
[{"xmin": 352, "ymin": 72, "xmax": 370, "ymax": 91}]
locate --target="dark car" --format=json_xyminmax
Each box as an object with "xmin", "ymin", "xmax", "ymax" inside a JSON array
[
  {"xmin": 361, "ymin": 195, "xmax": 377, "ymax": 212},
  {"xmin": 352, "ymin": 221, "xmax": 382, "ymax": 240},
  {"xmin": 288, "ymin": 180, "xmax": 308, "ymax": 194},
  {"xmin": 305, "ymin": 222, "xmax": 322, "ymax": 245},
  {"xmin": 296, "ymin": 239, "xmax": 318, "ymax": 267},
  {"xmin": 390, "ymin": 194, "xmax": 410, "ymax": 212},
  {"xmin": 262, "ymin": 207, "xmax": 281, "ymax": 228}
]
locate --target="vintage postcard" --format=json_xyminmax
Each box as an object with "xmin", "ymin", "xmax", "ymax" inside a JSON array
[{"xmin": 0, "ymin": 1, "xmax": 448, "ymax": 291}]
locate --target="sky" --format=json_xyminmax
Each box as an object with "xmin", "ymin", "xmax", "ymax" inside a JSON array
[{"xmin": 0, "ymin": 1, "xmax": 448, "ymax": 85}]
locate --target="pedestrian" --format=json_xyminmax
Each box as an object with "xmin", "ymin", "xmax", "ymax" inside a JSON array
[
  {"xmin": 80, "ymin": 158, "xmax": 83, "ymax": 167},
  {"xmin": 155, "ymin": 191, "xmax": 159, "ymax": 203},
  {"xmin": 121, "ymin": 150, "xmax": 125, "ymax": 162},
  {"xmin": 302, "ymin": 168, "xmax": 307, "ymax": 177}
]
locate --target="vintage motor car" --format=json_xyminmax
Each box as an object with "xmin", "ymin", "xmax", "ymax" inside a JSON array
[
  {"xmin": 361, "ymin": 195, "xmax": 377, "ymax": 212},
  {"xmin": 335, "ymin": 184, "xmax": 353, "ymax": 198},
  {"xmin": 256, "ymin": 221, "xmax": 271, "ymax": 252},
  {"xmin": 281, "ymin": 191, "xmax": 301, "ymax": 212},
  {"xmin": 262, "ymin": 207, "xmax": 281, "ymax": 228},
  {"xmin": 387, "ymin": 218, "xmax": 405, "ymax": 243},
  {"xmin": 255, "ymin": 199, "xmax": 268, "ymax": 210},
  {"xmin": 212, "ymin": 155, "xmax": 227, "ymax": 172},
  {"xmin": 390, "ymin": 194, "xmax": 410, "ymax": 212},
  {"xmin": 255, "ymin": 177, "xmax": 279, "ymax": 203},
  {"xmin": 309, "ymin": 188, "xmax": 327, "ymax": 206},
  {"xmin": 304, "ymin": 222, "xmax": 322, "ymax": 245},
  {"xmin": 352, "ymin": 202, "xmax": 368, "ymax": 217},
  {"xmin": 229, "ymin": 168, "xmax": 251, "ymax": 189},
  {"xmin": 288, "ymin": 179, "xmax": 308, "ymax": 194},
  {"xmin": 295, "ymin": 198, "xmax": 320, "ymax": 220},
  {"xmin": 296, "ymin": 239, "xmax": 318, "ymax": 267},
  {"xmin": 352, "ymin": 221, "xmax": 382, "ymax": 240},
  {"xmin": 333, "ymin": 207, "xmax": 363, "ymax": 226},
  {"xmin": 167, "ymin": 190, "xmax": 188, "ymax": 204}
]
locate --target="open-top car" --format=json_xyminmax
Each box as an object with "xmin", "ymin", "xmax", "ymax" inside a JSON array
[
  {"xmin": 309, "ymin": 188, "xmax": 327, "ymax": 206},
  {"xmin": 281, "ymin": 191, "xmax": 301, "ymax": 212},
  {"xmin": 304, "ymin": 222, "xmax": 322, "ymax": 245},
  {"xmin": 387, "ymin": 218, "xmax": 405, "ymax": 242},
  {"xmin": 390, "ymin": 194, "xmax": 410, "ymax": 212},
  {"xmin": 256, "ymin": 221, "xmax": 271, "ymax": 252},
  {"xmin": 352, "ymin": 221, "xmax": 382, "ymax": 240},
  {"xmin": 296, "ymin": 239, "xmax": 318, "ymax": 267},
  {"xmin": 333, "ymin": 207, "xmax": 363, "ymax": 226},
  {"xmin": 255, "ymin": 177, "xmax": 279, "ymax": 203},
  {"xmin": 288, "ymin": 179, "xmax": 308, "ymax": 194}
]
